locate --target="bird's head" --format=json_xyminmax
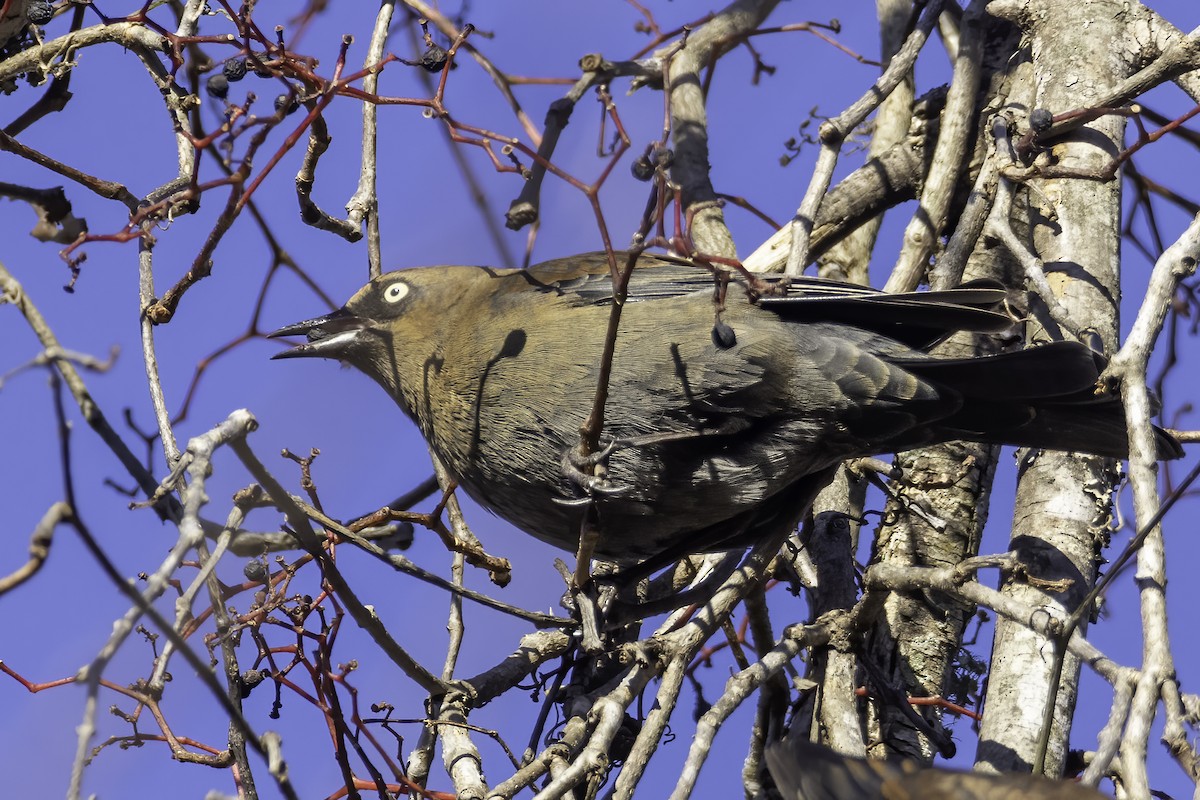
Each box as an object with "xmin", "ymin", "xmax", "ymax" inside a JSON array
[{"xmin": 269, "ymin": 267, "xmax": 474, "ymax": 407}]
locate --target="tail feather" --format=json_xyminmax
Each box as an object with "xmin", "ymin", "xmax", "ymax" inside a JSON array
[
  {"xmin": 941, "ymin": 400, "xmax": 1183, "ymax": 460},
  {"xmin": 897, "ymin": 341, "xmax": 1105, "ymax": 401},
  {"xmin": 898, "ymin": 341, "xmax": 1182, "ymax": 460}
]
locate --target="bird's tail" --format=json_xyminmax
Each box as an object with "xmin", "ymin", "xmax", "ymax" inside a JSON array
[
  {"xmin": 896, "ymin": 341, "xmax": 1183, "ymax": 460},
  {"xmin": 941, "ymin": 398, "xmax": 1182, "ymax": 460}
]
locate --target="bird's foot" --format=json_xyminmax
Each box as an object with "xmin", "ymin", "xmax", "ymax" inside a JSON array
[{"xmin": 557, "ymin": 438, "xmax": 631, "ymax": 502}]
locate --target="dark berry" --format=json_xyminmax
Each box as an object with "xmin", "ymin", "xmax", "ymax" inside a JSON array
[
  {"xmin": 222, "ymin": 57, "xmax": 247, "ymax": 82},
  {"xmin": 419, "ymin": 44, "xmax": 448, "ymax": 72},
  {"xmin": 27, "ymin": 0, "xmax": 54, "ymax": 25},
  {"xmin": 274, "ymin": 93, "xmax": 298, "ymax": 115},
  {"xmin": 631, "ymin": 154, "xmax": 654, "ymax": 182},
  {"xmin": 243, "ymin": 560, "xmax": 268, "ymax": 582},
  {"xmin": 712, "ymin": 320, "xmax": 737, "ymax": 349},
  {"xmin": 205, "ymin": 73, "xmax": 229, "ymax": 99},
  {"xmin": 251, "ymin": 55, "xmax": 273, "ymax": 78}
]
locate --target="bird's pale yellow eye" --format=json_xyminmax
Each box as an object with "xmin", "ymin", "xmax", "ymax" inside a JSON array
[{"xmin": 383, "ymin": 282, "xmax": 409, "ymax": 303}]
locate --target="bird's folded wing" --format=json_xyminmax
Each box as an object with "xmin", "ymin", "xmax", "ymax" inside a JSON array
[
  {"xmin": 521, "ymin": 251, "xmax": 714, "ymax": 303},
  {"xmin": 756, "ymin": 279, "xmax": 1013, "ymax": 349},
  {"xmin": 890, "ymin": 340, "xmax": 1104, "ymax": 400},
  {"xmin": 525, "ymin": 252, "xmax": 1014, "ymax": 348}
]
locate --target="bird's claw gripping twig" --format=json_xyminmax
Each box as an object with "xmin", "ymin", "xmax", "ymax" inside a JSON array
[{"xmin": 557, "ymin": 438, "xmax": 631, "ymax": 503}]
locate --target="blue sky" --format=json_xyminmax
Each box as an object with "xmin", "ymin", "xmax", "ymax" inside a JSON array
[{"xmin": 2, "ymin": 2, "xmax": 1200, "ymax": 798}]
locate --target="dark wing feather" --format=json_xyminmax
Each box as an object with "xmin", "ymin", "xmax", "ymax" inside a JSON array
[
  {"xmin": 757, "ymin": 278, "xmax": 1012, "ymax": 349},
  {"xmin": 524, "ymin": 251, "xmax": 1013, "ymax": 349},
  {"xmin": 892, "ymin": 341, "xmax": 1104, "ymax": 401},
  {"xmin": 522, "ymin": 251, "xmax": 712, "ymax": 304},
  {"xmin": 523, "ymin": 252, "xmax": 890, "ymax": 307}
]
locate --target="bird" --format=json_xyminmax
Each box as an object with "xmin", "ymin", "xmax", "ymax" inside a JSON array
[
  {"xmin": 269, "ymin": 251, "xmax": 1181, "ymax": 566},
  {"xmin": 765, "ymin": 738, "xmax": 1108, "ymax": 800}
]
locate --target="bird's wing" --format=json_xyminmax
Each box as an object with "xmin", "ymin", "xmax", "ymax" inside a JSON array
[
  {"xmin": 757, "ymin": 278, "xmax": 1014, "ymax": 349},
  {"xmin": 524, "ymin": 251, "xmax": 902, "ymax": 305},
  {"xmin": 523, "ymin": 252, "xmax": 1014, "ymax": 349},
  {"xmin": 891, "ymin": 341, "xmax": 1104, "ymax": 401},
  {"xmin": 520, "ymin": 251, "xmax": 714, "ymax": 304}
]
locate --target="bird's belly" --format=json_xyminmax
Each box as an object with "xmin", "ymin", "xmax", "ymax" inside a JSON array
[
  {"xmin": 442, "ymin": 414, "xmax": 832, "ymax": 561},
  {"xmin": 427, "ymin": 305, "xmax": 844, "ymax": 561}
]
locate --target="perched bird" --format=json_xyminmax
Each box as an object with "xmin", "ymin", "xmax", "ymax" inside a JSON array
[
  {"xmin": 765, "ymin": 738, "xmax": 1107, "ymax": 800},
  {"xmin": 270, "ymin": 251, "xmax": 1181, "ymax": 565}
]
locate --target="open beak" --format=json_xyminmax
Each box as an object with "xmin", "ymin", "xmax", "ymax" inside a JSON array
[{"xmin": 268, "ymin": 308, "xmax": 366, "ymax": 360}]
